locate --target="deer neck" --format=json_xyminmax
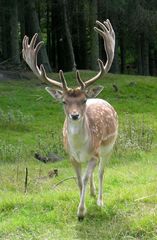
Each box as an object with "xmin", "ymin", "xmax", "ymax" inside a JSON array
[{"xmin": 66, "ymin": 114, "xmax": 92, "ymax": 162}]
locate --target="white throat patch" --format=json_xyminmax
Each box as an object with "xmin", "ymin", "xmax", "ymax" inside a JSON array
[{"xmin": 67, "ymin": 118, "xmax": 91, "ymax": 162}]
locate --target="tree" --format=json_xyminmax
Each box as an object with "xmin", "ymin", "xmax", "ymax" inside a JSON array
[
  {"xmin": 127, "ymin": 0, "xmax": 157, "ymax": 75},
  {"xmin": 62, "ymin": 0, "xmax": 76, "ymax": 70},
  {"xmin": 10, "ymin": 0, "xmax": 20, "ymax": 65},
  {"xmin": 24, "ymin": 0, "xmax": 52, "ymax": 72},
  {"xmin": 0, "ymin": 0, "xmax": 20, "ymax": 64},
  {"xmin": 88, "ymin": 0, "xmax": 99, "ymax": 70}
]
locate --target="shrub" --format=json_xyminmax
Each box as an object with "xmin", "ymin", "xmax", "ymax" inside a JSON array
[
  {"xmin": 115, "ymin": 114, "xmax": 154, "ymax": 155},
  {"xmin": 0, "ymin": 109, "xmax": 34, "ymax": 130}
]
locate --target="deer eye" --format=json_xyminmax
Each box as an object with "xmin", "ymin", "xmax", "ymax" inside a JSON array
[
  {"xmin": 62, "ymin": 100, "xmax": 67, "ymax": 105},
  {"xmin": 82, "ymin": 99, "xmax": 87, "ymax": 104}
]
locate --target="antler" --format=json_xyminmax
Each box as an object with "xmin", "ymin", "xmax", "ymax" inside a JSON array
[
  {"xmin": 76, "ymin": 19, "xmax": 115, "ymax": 89},
  {"xmin": 22, "ymin": 33, "xmax": 68, "ymax": 90},
  {"xmin": 22, "ymin": 20, "xmax": 114, "ymax": 91}
]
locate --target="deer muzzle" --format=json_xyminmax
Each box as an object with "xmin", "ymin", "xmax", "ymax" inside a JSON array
[{"xmin": 69, "ymin": 113, "xmax": 80, "ymax": 121}]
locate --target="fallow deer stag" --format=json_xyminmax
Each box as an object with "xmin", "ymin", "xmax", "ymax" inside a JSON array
[{"xmin": 22, "ymin": 19, "xmax": 118, "ymax": 220}]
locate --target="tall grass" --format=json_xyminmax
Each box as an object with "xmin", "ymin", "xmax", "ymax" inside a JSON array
[
  {"xmin": 0, "ymin": 109, "xmax": 34, "ymax": 130},
  {"xmin": 35, "ymin": 130, "xmax": 65, "ymax": 157},
  {"xmin": 116, "ymin": 113, "xmax": 154, "ymax": 154},
  {"xmin": 0, "ymin": 140, "xmax": 24, "ymax": 163}
]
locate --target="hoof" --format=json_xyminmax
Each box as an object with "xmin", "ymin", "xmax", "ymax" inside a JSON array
[
  {"xmin": 77, "ymin": 206, "xmax": 86, "ymax": 221},
  {"xmin": 78, "ymin": 216, "xmax": 84, "ymax": 221}
]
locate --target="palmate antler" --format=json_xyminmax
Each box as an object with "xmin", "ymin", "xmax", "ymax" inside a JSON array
[
  {"xmin": 76, "ymin": 19, "xmax": 115, "ymax": 89},
  {"xmin": 22, "ymin": 19, "xmax": 115, "ymax": 90},
  {"xmin": 22, "ymin": 34, "xmax": 67, "ymax": 91}
]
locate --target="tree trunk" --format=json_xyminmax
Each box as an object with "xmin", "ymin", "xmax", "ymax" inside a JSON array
[
  {"xmin": 50, "ymin": 1, "xmax": 58, "ymax": 71},
  {"xmin": 10, "ymin": 0, "xmax": 20, "ymax": 65},
  {"xmin": 62, "ymin": 0, "xmax": 76, "ymax": 70},
  {"xmin": 1, "ymin": 0, "xmax": 10, "ymax": 60},
  {"xmin": 46, "ymin": 0, "xmax": 52, "ymax": 63},
  {"xmin": 141, "ymin": 33, "xmax": 149, "ymax": 76},
  {"xmin": 74, "ymin": 0, "xmax": 88, "ymax": 69},
  {"xmin": 0, "ymin": 0, "xmax": 20, "ymax": 64},
  {"xmin": 24, "ymin": 0, "xmax": 52, "ymax": 72},
  {"xmin": 89, "ymin": 0, "xmax": 99, "ymax": 70},
  {"xmin": 149, "ymin": 46, "xmax": 156, "ymax": 76},
  {"xmin": 51, "ymin": 0, "xmax": 64, "ymax": 71},
  {"xmin": 137, "ymin": 34, "xmax": 143, "ymax": 75},
  {"xmin": 120, "ymin": 34, "xmax": 126, "ymax": 73},
  {"xmin": 18, "ymin": 0, "xmax": 26, "ymax": 45},
  {"xmin": 97, "ymin": 0, "xmax": 105, "ymax": 21},
  {"xmin": 97, "ymin": 0, "xmax": 105, "ymax": 61}
]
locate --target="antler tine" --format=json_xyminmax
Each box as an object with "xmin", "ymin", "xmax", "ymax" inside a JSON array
[
  {"xmin": 76, "ymin": 70, "xmax": 85, "ymax": 89},
  {"xmin": 40, "ymin": 64, "xmax": 63, "ymax": 89},
  {"xmin": 22, "ymin": 33, "xmax": 63, "ymax": 90},
  {"xmin": 59, "ymin": 70, "xmax": 68, "ymax": 91},
  {"xmin": 84, "ymin": 59, "xmax": 105, "ymax": 88},
  {"xmin": 77, "ymin": 19, "xmax": 115, "ymax": 88}
]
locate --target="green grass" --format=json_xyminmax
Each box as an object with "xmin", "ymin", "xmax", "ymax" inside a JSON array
[{"xmin": 0, "ymin": 72, "xmax": 157, "ymax": 239}]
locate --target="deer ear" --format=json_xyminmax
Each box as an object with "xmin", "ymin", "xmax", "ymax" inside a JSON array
[
  {"xmin": 85, "ymin": 85, "xmax": 104, "ymax": 98},
  {"xmin": 45, "ymin": 87, "xmax": 63, "ymax": 101}
]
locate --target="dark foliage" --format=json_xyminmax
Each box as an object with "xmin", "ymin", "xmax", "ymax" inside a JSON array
[{"xmin": 0, "ymin": 0, "xmax": 157, "ymax": 75}]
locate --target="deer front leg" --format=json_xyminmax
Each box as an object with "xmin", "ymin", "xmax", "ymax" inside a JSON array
[
  {"xmin": 71, "ymin": 159, "xmax": 82, "ymax": 196},
  {"xmin": 77, "ymin": 158, "xmax": 97, "ymax": 221}
]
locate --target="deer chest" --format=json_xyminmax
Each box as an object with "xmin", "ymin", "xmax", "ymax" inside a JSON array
[{"xmin": 67, "ymin": 133, "xmax": 92, "ymax": 163}]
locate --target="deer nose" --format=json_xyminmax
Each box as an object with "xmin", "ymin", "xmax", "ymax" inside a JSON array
[{"xmin": 70, "ymin": 113, "xmax": 80, "ymax": 120}]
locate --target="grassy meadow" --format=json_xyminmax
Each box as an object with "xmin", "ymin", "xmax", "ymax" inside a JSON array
[{"xmin": 0, "ymin": 72, "xmax": 157, "ymax": 239}]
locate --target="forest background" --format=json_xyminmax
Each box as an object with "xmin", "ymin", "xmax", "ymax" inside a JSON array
[{"xmin": 1, "ymin": 0, "xmax": 157, "ymax": 76}]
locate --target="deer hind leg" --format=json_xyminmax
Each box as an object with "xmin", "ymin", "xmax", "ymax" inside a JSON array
[
  {"xmin": 77, "ymin": 158, "xmax": 97, "ymax": 220},
  {"xmin": 97, "ymin": 151, "xmax": 112, "ymax": 207},
  {"xmin": 90, "ymin": 172, "xmax": 96, "ymax": 197}
]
